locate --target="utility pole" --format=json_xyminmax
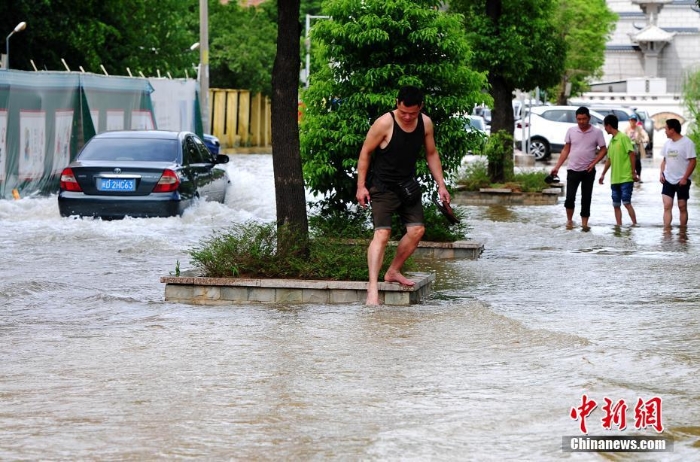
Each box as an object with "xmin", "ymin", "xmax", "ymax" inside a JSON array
[
  {"xmin": 199, "ymin": 0, "xmax": 210, "ymax": 133},
  {"xmin": 304, "ymin": 14, "xmax": 330, "ymax": 88}
]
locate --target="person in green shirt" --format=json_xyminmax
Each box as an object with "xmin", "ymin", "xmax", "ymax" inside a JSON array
[{"xmin": 598, "ymin": 114, "xmax": 639, "ymax": 226}]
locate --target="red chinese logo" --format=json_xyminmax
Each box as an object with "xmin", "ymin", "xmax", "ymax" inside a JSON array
[
  {"xmin": 571, "ymin": 395, "xmax": 663, "ymax": 434},
  {"xmin": 634, "ymin": 397, "xmax": 664, "ymax": 433},
  {"xmin": 570, "ymin": 394, "xmax": 598, "ymax": 434},
  {"xmin": 602, "ymin": 398, "xmax": 628, "ymax": 430}
]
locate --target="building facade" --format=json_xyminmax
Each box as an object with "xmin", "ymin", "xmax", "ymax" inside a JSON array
[
  {"xmin": 571, "ymin": 1, "xmax": 700, "ymax": 150},
  {"xmin": 597, "ymin": 0, "xmax": 700, "ymax": 94}
]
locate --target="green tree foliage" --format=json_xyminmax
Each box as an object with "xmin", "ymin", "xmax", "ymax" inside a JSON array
[
  {"xmin": 550, "ymin": 0, "xmax": 617, "ymax": 104},
  {"xmin": 448, "ymin": 0, "xmax": 566, "ymax": 136},
  {"xmin": 300, "ymin": 0, "xmax": 487, "ymax": 212},
  {"xmin": 207, "ymin": 0, "xmax": 323, "ymax": 93},
  {"xmin": 301, "ymin": 0, "xmax": 325, "ymax": 18},
  {"xmin": 682, "ymin": 68, "xmax": 700, "ymax": 150},
  {"xmin": 1, "ymin": 0, "xmax": 196, "ymax": 76},
  {"xmin": 208, "ymin": 1, "xmax": 277, "ymax": 94},
  {"xmin": 2, "ymin": 1, "xmax": 325, "ymax": 96}
]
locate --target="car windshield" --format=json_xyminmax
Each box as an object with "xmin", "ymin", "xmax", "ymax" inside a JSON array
[
  {"xmin": 466, "ymin": 118, "xmax": 485, "ymax": 130},
  {"xmin": 78, "ymin": 138, "xmax": 179, "ymax": 162}
]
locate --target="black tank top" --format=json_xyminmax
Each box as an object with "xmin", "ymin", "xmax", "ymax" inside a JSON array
[{"xmin": 370, "ymin": 112, "xmax": 425, "ymax": 186}]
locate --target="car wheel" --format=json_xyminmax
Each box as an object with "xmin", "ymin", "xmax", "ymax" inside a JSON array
[{"xmin": 529, "ymin": 138, "xmax": 550, "ymax": 160}]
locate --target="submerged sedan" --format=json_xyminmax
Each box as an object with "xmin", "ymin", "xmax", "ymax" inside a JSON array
[{"xmin": 58, "ymin": 130, "xmax": 230, "ymax": 219}]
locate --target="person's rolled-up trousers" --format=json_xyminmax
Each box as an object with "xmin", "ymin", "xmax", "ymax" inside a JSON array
[{"xmin": 565, "ymin": 169, "xmax": 596, "ymax": 217}]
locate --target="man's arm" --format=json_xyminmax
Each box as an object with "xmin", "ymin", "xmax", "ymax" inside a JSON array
[
  {"xmin": 598, "ymin": 158, "xmax": 611, "ymax": 184},
  {"xmin": 552, "ymin": 143, "xmax": 571, "ymax": 176},
  {"xmin": 680, "ymin": 157, "xmax": 697, "ymax": 186},
  {"xmin": 588, "ymin": 145, "xmax": 608, "ymax": 171},
  {"xmin": 629, "ymin": 150, "xmax": 639, "ymax": 181},
  {"xmin": 588, "ymin": 128, "xmax": 609, "ymax": 171},
  {"xmin": 423, "ymin": 115, "xmax": 450, "ymax": 204},
  {"xmin": 356, "ymin": 115, "xmax": 390, "ymax": 207},
  {"xmin": 660, "ymin": 158, "xmax": 666, "ymax": 183}
]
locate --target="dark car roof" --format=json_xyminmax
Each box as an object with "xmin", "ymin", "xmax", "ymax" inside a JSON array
[{"xmin": 94, "ymin": 130, "xmax": 189, "ymax": 141}]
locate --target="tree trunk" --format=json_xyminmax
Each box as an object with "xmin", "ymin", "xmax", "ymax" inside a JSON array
[
  {"xmin": 482, "ymin": 0, "xmax": 514, "ymax": 183},
  {"xmin": 271, "ymin": 0, "xmax": 309, "ymax": 246},
  {"xmin": 556, "ymin": 76, "xmax": 568, "ymax": 105},
  {"xmin": 487, "ymin": 74, "xmax": 514, "ymax": 183}
]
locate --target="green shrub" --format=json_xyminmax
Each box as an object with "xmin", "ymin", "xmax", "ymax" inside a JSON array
[
  {"xmin": 300, "ymin": 0, "xmax": 488, "ymax": 213},
  {"xmin": 188, "ymin": 221, "xmax": 411, "ymax": 281},
  {"xmin": 513, "ymin": 170, "xmax": 549, "ymax": 192},
  {"xmin": 456, "ymin": 159, "xmax": 491, "ymax": 190}
]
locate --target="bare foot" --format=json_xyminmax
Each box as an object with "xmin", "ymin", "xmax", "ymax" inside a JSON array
[
  {"xmin": 566, "ymin": 220, "xmax": 574, "ymax": 229},
  {"xmin": 366, "ymin": 284, "xmax": 380, "ymax": 305},
  {"xmin": 384, "ymin": 270, "xmax": 415, "ymax": 286}
]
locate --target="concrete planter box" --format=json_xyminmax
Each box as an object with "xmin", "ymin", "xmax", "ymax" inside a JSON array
[
  {"xmin": 160, "ymin": 241, "xmax": 483, "ymax": 306},
  {"xmin": 453, "ymin": 185, "xmax": 564, "ymax": 206},
  {"xmin": 161, "ymin": 270, "xmax": 435, "ymax": 306}
]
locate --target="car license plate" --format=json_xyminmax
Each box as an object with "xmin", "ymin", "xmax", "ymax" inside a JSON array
[{"xmin": 97, "ymin": 178, "xmax": 136, "ymax": 192}]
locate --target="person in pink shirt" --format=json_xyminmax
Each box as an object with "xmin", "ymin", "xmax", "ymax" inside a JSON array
[{"xmin": 551, "ymin": 107, "xmax": 608, "ymax": 229}]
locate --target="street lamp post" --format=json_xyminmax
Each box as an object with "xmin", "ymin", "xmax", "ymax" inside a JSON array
[
  {"xmin": 304, "ymin": 14, "xmax": 330, "ymax": 88},
  {"xmin": 199, "ymin": 0, "xmax": 210, "ymax": 134},
  {"xmin": 4, "ymin": 21, "xmax": 27, "ymax": 70}
]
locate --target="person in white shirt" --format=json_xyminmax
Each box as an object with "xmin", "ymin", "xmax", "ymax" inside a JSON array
[{"xmin": 660, "ymin": 118, "xmax": 697, "ymax": 229}]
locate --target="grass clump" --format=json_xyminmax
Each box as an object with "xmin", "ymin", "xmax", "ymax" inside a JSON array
[
  {"xmin": 188, "ymin": 221, "xmax": 409, "ymax": 281},
  {"xmin": 512, "ymin": 170, "xmax": 550, "ymax": 192},
  {"xmin": 457, "ymin": 158, "xmax": 548, "ymax": 193},
  {"xmin": 457, "ymin": 159, "xmax": 491, "ymax": 190}
]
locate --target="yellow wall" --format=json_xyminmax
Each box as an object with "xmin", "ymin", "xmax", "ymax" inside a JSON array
[{"xmin": 209, "ymin": 88, "xmax": 271, "ymax": 150}]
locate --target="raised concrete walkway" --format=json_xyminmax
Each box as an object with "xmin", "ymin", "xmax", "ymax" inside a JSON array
[{"xmin": 453, "ymin": 189, "xmax": 562, "ymax": 206}]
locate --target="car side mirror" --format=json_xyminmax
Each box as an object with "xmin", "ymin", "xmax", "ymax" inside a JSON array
[{"xmin": 216, "ymin": 154, "xmax": 229, "ymax": 164}]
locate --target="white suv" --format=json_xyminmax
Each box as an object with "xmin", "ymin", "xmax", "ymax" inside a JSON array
[{"xmin": 514, "ymin": 106, "xmax": 606, "ymax": 160}]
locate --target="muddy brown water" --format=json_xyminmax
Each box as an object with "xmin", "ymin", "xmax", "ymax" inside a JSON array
[{"xmin": 1, "ymin": 155, "xmax": 698, "ymax": 460}]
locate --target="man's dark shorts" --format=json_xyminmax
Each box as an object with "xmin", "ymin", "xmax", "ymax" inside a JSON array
[
  {"xmin": 369, "ymin": 186, "xmax": 424, "ymax": 229},
  {"xmin": 662, "ymin": 180, "xmax": 691, "ymax": 201}
]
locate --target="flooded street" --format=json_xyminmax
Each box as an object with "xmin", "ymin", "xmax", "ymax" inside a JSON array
[{"xmin": 1, "ymin": 154, "xmax": 699, "ymax": 460}]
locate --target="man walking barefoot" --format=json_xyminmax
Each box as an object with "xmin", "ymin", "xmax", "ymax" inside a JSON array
[
  {"xmin": 599, "ymin": 114, "xmax": 639, "ymax": 226},
  {"xmin": 551, "ymin": 107, "xmax": 608, "ymax": 229},
  {"xmin": 356, "ymin": 86, "xmax": 450, "ymax": 305},
  {"xmin": 660, "ymin": 118, "xmax": 697, "ymax": 229}
]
